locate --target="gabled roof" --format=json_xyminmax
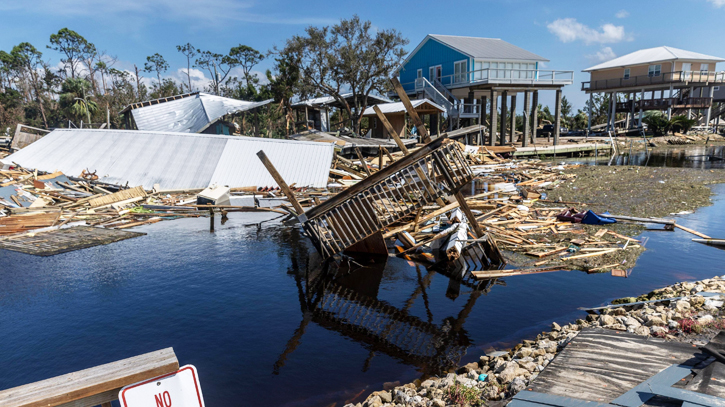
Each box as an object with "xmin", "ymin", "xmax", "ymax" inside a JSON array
[
  {"xmin": 584, "ymin": 46, "xmax": 725, "ymax": 72},
  {"xmin": 400, "ymin": 35, "xmax": 549, "ymax": 70},
  {"xmin": 127, "ymin": 93, "xmax": 272, "ymax": 133},
  {"xmin": 362, "ymin": 99, "xmax": 445, "ymax": 116},
  {"xmin": 291, "ymin": 92, "xmax": 392, "ymax": 108}
]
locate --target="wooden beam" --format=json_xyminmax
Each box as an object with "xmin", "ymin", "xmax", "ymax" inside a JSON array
[
  {"xmin": 390, "ymin": 77, "xmax": 430, "ymax": 143},
  {"xmin": 256, "ymin": 150, "xmax": 305, "ymax": 215},
  {"xmin": 0, "ymin": 348, "xmax": 178, "ymax": 407},
  {"xmin": 353, "ymin": 146, "xmax": 371, "ymax": 177},
  {"xmin": 454, "ymin": 191, "xmax": 485, "ymax": 238},
  {"xmin": 373, "ymin": 105, "xmax": 408, "ymax": 154}
]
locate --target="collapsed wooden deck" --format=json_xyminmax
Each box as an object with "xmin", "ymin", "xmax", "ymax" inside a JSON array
[
  {"xmin": 516, "ymin": 328, "xmax": 725, "ymax": 406},
  {"xmin": 513, "ymin": 143, "xmax": 613, "ymax": 157},
  {"xmin": 0, "ymin": 226, "xmax": 146, "ymax": 256}
]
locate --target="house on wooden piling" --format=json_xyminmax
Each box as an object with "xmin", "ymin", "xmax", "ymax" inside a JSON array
[
  {"xmin": 291, "ymin": 93, "xmax": 392, "ymax": 133},
  {"xmin": 121, "ymin": 92, "xmax": 272, "ymax": 135},
  {"xmin": 582, "ymin": 46, "xmax": 725, "ymax": 133},
  {"xmin": 362, "ymin": 99, "xmax": 445, "ymax": 139},
  {"xmin": 396, "ymin": 34, "xmax": 574, "ymax": 146}
]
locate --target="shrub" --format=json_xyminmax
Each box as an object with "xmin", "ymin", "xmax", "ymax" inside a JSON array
[{"xmin": 444, "ymin": 380, "xmax": 483, "ymax": 406}]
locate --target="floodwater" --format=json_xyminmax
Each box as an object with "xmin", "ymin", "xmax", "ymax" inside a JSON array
[
  {"xmin": 2, "ymin": 180, "xmax": 725, "ymax": 406},
  {"xmin": 564, "ymin": 144, "xmax": 725, "ymax": 169}
]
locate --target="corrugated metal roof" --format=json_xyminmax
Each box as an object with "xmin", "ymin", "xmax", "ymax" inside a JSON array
[
  {"xmin": 584, "ymin": 46, "xmax": 725, "ymax": 72},
  {"xmin": 1, "ymin": 129, "xmax": 334, "ymax": 190},
  {"xmin": 291, "ymin": 92, "xmax": 392, "ymax": 108},
  {"xmin": 362, "ymin": 99, "xmax": 445, "ymax": 116},
  {"xmin": 429, "ymin": 35, "xmax": 549, "ymax": 62},
  {"xmin": 131, "ymin": 93, "xmax": 272, "ymax": 133}
]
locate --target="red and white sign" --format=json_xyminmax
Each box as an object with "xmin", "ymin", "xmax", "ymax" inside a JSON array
[{"xmin": 119, "ymin": 365, "xmax": 205, "ymax": 407}]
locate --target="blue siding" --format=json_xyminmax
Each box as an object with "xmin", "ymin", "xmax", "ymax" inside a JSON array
[{"xmin": 400, "ymin": 38, "xmax": 469, "ymax": 86}]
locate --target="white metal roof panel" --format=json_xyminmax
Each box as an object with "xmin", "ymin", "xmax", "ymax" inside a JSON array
[
  {"xmin": 362, "ymin": 99, "xmax": 445, "ymax": 116},
  {"xmin": 210, "ymin": 136, "xmax": 334, "ymax": 189},
  {"xmin": 2, "ymin": 129, "xmax": 334, "ymax": 190},
  {"xmin": 291, "ymin": 92, "xmax": 393, "ymax": 107},
  {"xmin": 584, "ymin": 46, "xmax": 725, "ymax": 72},
  {"xmin": 429, "ymin": 35, "xmax": 549, "ymax": 62},
  {"xmin": 131, "ymin": 93, "xmax": 271, "ymax": 133}
]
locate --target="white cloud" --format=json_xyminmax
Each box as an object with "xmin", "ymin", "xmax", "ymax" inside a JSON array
[
  {"xmin": 547, "ymin": 18, "xmax": 630, "ymax": 45},
  {"xmin": 587, "ymin": 47, "xmax": 617, "ymax": 62},
  {"xmin": 616, "ymin": 10, "xmax": 629, "ymax": 18},
  {"xmin": 706, "ymin": 0, "xmax": 725, "ymax": 6}
]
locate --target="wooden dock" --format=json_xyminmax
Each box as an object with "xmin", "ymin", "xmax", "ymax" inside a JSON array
[
  {"xmin": 513, "ymin": 143, "xmax": 612, "ymax": 157},
  {"xmin": 514, "ymin": 327, "xmax": 725, "ymax": 406},
  {"xmin": 0, "ymin": 226, "xmax": 146, "ymax": 256}
]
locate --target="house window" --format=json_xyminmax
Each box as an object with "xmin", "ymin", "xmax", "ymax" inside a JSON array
[
  {"xmin": 648, "ymin": 64, "xmax": 661, "ymax": 77},
  {"xmin": 715, "ymin": 86, "xmax": 720, "ymax": 91},
  {"xmin": 429, "ymin": 65, "xmax": 441, "ymax": 82},
  {"xmin": 417, "ymin": 69, "xmax": 422, "ymax": 79},
  {"xmin": 454, "ymin": 60, "xmax": 467, "ymax": 83},
  {"xmin": 623, "ymin": 68, "xmax": 630, "ymax": 80}
]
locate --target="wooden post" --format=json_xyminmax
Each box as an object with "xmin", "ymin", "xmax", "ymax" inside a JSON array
[
  {"xmin": 256, "ymin": 150, "xmax": 305, "ymax": 215},
  {"xmin": 354, "ymin": 146, "xmax": 371, "ymax": 177},
  {"xmin": 510, "ymin": 93, "xmax": 517, "ymax": 143},
  {"xmin": 489, "ymin": 90, "xmax": 498, "ymax": 146},
  {"xmin": 479, "ymin": 95, "xmax": 487, "ymax": 145},
  {"xmin": 531, "ymin": 90, "xmax": 539, "ymax": 144},
  {"xmin": 500, "ymin": 91, "xmax": 508, "ymax": 146},
  {"xmin": 378, "ymin": 147, "xmax": 384, "ymax": 170},
  {"xmin": 554, "ymin": 89, "xmax": 562, "ymax": 146},
  {"xmin": 454, "ymin": 191, "xmax": 485, "ymax": 238},
  {"xmin": 390, "ymin": 77, "xmax": 431, "ymax": 143},
  {"xmin": 304, "ymin": 106, "xmax": 309, "ymax": 130},
  {"xmin": 522, "ymin": 91, "xmax": 530, "ymax": 147}
]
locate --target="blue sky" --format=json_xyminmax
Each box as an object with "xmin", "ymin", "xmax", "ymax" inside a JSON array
[{"xmin": 1, "ymin": 0, "xmax": 724, "ymax": 111}]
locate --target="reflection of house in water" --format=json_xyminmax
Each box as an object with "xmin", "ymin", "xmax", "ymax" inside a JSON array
[{"xmin": 274, "ymin": 255, "xmax": 502, "ymax": 375}]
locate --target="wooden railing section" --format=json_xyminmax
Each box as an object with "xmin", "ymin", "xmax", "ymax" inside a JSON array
[
  {"xmin": 11, "ymin": 124, "xmax": 50, "ymax": 151},
  {"xmin": 0, "ymin": 348, "xmax": 179, "ymax": 407}
]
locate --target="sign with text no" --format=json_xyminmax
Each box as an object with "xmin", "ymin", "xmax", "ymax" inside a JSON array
[{"xmin": 119, "ymin": 365, "xmax": 205, "ymax": 407}]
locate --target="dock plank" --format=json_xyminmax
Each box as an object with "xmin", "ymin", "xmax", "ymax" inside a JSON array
[
  {"xmin": 0, "ymin": 226, "xmax": 146, "ymax": 256},
  {"xmin": 528, "ymin": 328, "xmax": 707, "ymax": 403}
]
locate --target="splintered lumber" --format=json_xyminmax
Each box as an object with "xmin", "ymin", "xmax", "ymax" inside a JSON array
[
  {"xmin": 562, "ymin": 248, "xmax": 619, "ymax": 260},
  {"xmin": 396, "ymin": 226, "xmax": 460, "ymax": 256},
  {"xmin": 383, "ymin": 201, "xmax": 460, "ymax": 238},
  {"xmin": 674, "ymin": 223, "xmax": 711, "ymax": 239},
  {"xmin": 0, "ymin": 212, "xmax": 60, "ymax": 235},
  {"xmin": 527, "ymin": 246, "xmax": 568, "ymax": 258},
  {"xmin": 88, "ymin": 186, "xmax": 146, "ymax": 208},
  {"xmin": 472, "ymin": 265, "xmax": 564, "ymax": 279},
  {"xmin": 444, "ymin": 223, "xmax": 468, "ymax": 261},
  {"xmin": 602, "ymin": 214, "xmax": 675, "ymax": 226},
  {"xmin": 606, "ymin": 230, "xmax": 641, "ymax": 243},
  {"xmin": 0, "ymin": 348, "xmax": 178, "ymax": 407}
]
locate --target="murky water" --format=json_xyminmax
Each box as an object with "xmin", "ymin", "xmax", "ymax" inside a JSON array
[
  {"xmin": 562, "ymin": 145, "xmax": 725, "ymax": 169},
  {"xmin": 1, "ymin": 171, "xmax": 725, "ymax": 406}
]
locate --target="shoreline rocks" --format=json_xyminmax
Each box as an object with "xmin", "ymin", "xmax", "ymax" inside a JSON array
[{"xmin": 351, "ymin": 275, "xmax": 725, "ymax": 407}]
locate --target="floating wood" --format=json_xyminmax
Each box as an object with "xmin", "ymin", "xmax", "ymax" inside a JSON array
[
  {"xmin": 88, "ymin": 186, "xmax": 146, "ymax": 208},
  {"xmin": 0, "ymin": 226, "xmax": 146, "ymax": 256}
]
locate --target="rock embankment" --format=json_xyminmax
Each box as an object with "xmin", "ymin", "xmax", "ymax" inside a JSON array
[{"xmin": 352, "ymin": 276, "xmax": 725, "ymax": 407}]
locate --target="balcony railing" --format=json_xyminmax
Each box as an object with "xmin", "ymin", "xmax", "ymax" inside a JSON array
[
  {"xmin": 583, "ymin": 71, "xmax": 725, "ymax": 91},
  {"xmin": 615, "ymin": 97, "xmax": 713, "ymax": 112},
  {"xmin": 402, "ymin": 68, "xmax": 574, "ymax": 93}
]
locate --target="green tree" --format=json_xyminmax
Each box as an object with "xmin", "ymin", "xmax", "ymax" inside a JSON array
[
  {"xmin": 144, "ymin": 53, "xmax": 169, "ymax": 87},
  {"xmin": 8, "ymin": 43, "xmax": 50, "ymax": 128},
  {"xmin": 48, "ymin": 28, "xmax": 95, "ymax": 79},
  {"xmin": 277, "ymin": 15, "xmax": 408, "ymax": 134},
  {"xmin": 228, "ymin": 45, "xmax": 264, "ymax": 91},
  {"xmin": 560, "ymin": 95, "xmax": 572, "ymax": 127},
  {"xmin": 176, "ymin": 43, "xmax": 197, "ymax": 91},
  {"xmin": 59, "ymin": 78, "xmax": 98, "ymax": 125},
  {"xmin": 265, "ymin": 53, "xmax": 300, "ymax": 136},
  {"xmin": 195, "ymin": 49, "xmax": 237, "ymax": 95},
  {"xmin": 642, "ymin": 111, "xmax": 669, "ymax": 136}
]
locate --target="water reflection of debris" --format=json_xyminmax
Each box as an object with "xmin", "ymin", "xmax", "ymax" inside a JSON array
[{"xmin": 274, "ymin": 255, "xmax": 502, "ymax": 375}]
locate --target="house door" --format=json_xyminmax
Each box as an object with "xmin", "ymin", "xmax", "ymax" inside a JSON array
[
  {"xmin": 682, "ymin": 63, "xmax": 691, "ymax": 81},
  {"xmin": 429, "ymin": 66, "xmax": 441, "ymax": 83}
]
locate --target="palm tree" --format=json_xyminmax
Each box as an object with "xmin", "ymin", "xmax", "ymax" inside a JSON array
[{"xmin": 59, "ymin": 78, "xmax": 98, "ymax": 125}]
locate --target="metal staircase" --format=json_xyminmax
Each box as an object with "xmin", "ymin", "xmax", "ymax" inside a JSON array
[{"xmin": 415, "ymin": 77, "xmax": 459, "ymax": 119}]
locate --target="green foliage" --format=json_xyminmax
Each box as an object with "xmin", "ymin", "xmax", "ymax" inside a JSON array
[
  {"xmin": 59, "ymin": 78, "xmax": 98, "ymax": 124},
  {"xmin": 48, "ymin": 28, "xmax": 95, "ymax": 79},
  {"xmin": 642, "ymin": 111, "xmax": 670, "ymax": 136},
  {"xmin": 176, "ymin": 43, "xmax": 197, "ymax": 91},
  {"xmin": 277, "ymin": 14, "xmax": 408, "ymax": 134},
  {"xmin": 143, "ymin": 53, "xmax": 169, "ymax": 86},
  {"xmin": 669, "ymin": 115, "xmax": 697, "ymax": 134},
  {"xmin": 444, "ymin": 380, "xmax": 483, "ymax": 406}
]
